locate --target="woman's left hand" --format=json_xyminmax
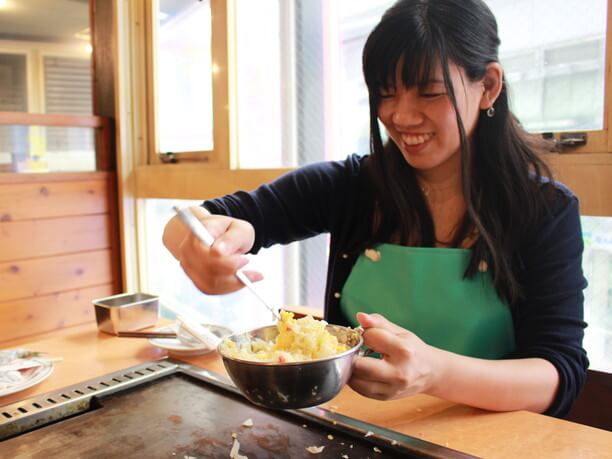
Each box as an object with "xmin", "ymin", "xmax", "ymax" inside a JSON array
[{"xmin": 349, "ymin": 312, "xmax": 441, "ymax": 400}]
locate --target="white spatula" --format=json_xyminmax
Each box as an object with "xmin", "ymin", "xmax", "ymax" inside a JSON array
[{"xmin": 173, "ymin": 206, "xmax": 281, "ymax": 322}]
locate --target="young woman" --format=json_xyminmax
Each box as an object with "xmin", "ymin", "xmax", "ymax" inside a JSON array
[{"xmin": 163, "ymin": 0, "xmax": 588, "ymax": 417}]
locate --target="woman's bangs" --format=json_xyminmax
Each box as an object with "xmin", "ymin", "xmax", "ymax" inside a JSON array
[
  {"xmin": 364, "ymin": 35, "xmax": 403, "ymax": 93},
  {"xmin": 402, "ymin": 45, "xmax": 439, "ymax": 90},
  {"xmin": 364, "ymin": 25, "xmax": 438, "ymax": 95}
]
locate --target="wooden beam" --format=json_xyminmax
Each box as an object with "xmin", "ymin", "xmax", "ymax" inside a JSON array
[
  {"xmin": 91, "ymin": 0, "xmax": 117, "ymax": 171},
  {"xmin": 0, "ymin": 171, "xmax": 111, "ymax": 185},
  {"xmin": 0, "ymin": 111, "xmax": 106, "ymax": 128},
  {"xmin": 135, "ymin": 164, "xmax": 292, "ymax": 199}
]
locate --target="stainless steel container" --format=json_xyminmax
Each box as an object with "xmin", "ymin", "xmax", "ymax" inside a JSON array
[
  {"xmin": 92, "ymin": 292, "xmax": 160, "ymax": 334},
  {"xmin": 218, "ymin": 324, "xmax": 363, "ymax": 409}
]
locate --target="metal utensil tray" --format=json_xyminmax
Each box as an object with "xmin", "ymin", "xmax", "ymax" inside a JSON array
[{"xmin": 0, "ymin": 359, "xmax": 477, "ymax": 458}]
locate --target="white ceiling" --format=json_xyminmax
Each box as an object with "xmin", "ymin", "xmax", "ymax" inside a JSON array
[{"xmin": 0, "ymin": 0, "xmax": 90, "ymax": 44}]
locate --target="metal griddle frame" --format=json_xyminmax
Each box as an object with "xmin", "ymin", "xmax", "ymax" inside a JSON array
[{"xmin": 0, "ymin": 358, "xmax": 478, "ymax": 458}]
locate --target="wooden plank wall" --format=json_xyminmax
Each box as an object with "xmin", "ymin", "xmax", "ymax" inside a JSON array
[{"xmin": 0, "ymin": 172, "xmax": 119, "ymax": 343}]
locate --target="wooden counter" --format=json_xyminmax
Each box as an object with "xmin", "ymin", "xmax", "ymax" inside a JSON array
[{"xmin": 1, "ymin": 322, "xmax": 611, "ymax": 458}]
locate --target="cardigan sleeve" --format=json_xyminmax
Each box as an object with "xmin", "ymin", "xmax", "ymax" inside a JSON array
[
  {"xmin": 511, "ymin": 186, "xmax": 589, "ymax": 417},
  {"xmin": 202, "ymin": 155, "xmax": 363, "ymax": 253}
]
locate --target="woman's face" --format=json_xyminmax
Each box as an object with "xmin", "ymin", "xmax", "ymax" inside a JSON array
[{"xmin": 377, "ymin": 61, "xmax": 485, "ymax": 173}]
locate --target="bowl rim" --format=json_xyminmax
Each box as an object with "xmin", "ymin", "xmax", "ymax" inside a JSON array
[
  {"xmin": 92, "ymin": 292, "xmax": 159, "ymax": 309},
  {"xmin": 217, "ymin": 323, "xmax": 364, "ymax": 366}
]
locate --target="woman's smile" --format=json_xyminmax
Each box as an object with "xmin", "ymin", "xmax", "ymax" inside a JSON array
[{"xmin": 401, "ymin": 132, "xmax": 434, "ymax": 146}]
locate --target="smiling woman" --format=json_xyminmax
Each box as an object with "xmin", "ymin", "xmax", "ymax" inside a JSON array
[
  {"xmin": 134, "ymin": 0, "xmax": 612, "ymax": 381},
  {"xmin": 157, "ymin": 0, "xmax": 591, "ymax": 420}
]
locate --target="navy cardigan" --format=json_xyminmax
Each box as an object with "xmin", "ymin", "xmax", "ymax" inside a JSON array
[{"xmin": 204, "ymin": 154, "xmax": 589, "ymax": 417}]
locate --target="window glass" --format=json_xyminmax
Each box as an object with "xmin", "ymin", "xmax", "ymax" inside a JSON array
[
  {"xmin": 234, "ymin": 0, "xmax": 284, "ymax": 168},
  {"xmin": 156, "ymin": 0, "xmax": 213, "ymax": 154},
  {"xmin": 0, "ymin": 125, "xmax": 95, "ymax": 173},
  {"xmin": 486, "ymin": 0, "xmax": 607, "ymax": 132},
  {"xmin": 334, "ymin": 0, "xmax": 393, "ymax": 159},
  {"xmin": 582, "ymin": 216, "xmax": 612, "ymax": 372},
  {"xmin": 234, "ymin": 0, "xmax": 392, "ymax": 169}
]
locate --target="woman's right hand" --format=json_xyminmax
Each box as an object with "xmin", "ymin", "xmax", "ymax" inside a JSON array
[{"xmin": 162, "ymin": 206, "xmax": 263, "ymax": 294}]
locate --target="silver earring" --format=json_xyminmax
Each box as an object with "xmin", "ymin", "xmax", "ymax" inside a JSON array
[{"xmin": 486, "ymin": 106, "xmax": 495, "ymax": 118}]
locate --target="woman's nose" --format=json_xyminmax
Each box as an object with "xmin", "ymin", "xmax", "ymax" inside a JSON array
[{"xmin": 391, "ymin": 92, "xmax": 423, "ymax": 127}]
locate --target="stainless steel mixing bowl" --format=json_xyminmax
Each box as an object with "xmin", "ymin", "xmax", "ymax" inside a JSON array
[{"xmin": 218, "ymin": 324, "xmax": 363, "ymax": 410}]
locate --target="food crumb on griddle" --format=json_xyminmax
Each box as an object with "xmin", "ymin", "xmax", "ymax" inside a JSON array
[
  {"xmin": 364, "ymin": 431, "xmax": 374, "ymax": 437},
  {"xmin": 373, "ymin": 446, "xmax": 382, "ymax": 453},
  {"xmin": 241, "ymin": 418, "xmax": 253, "ymax": 427},
  {"xmin": 327, "ymin": 434, "xmax": 334, "ymax": 440},
  {"xmin": 391, "ymin": 439, "xmax": 398, "ymax": 445},
  {"xmin": 342, "ymin": 455, "xmax": 349, "ymax": 459},
  {"xmin": 306, "ymin": 445, "xmax": 325, "ymax": 454},
  {"xmin": 302, "ymin": 424, "xmax": 308, "ymax": 428}
]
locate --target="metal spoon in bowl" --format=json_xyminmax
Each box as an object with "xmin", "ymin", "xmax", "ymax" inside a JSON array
[{"xmin": 173, "ymin": 206, "xmax": 281, "ymax": 322}]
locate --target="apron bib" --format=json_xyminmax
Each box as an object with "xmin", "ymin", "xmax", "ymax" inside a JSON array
[{"xmin": 340, "ymin": 244, "xmax": 515, "ymax": 359}]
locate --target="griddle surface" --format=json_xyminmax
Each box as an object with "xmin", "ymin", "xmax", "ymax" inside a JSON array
[{"xmin": 2, "ymin": 374, "xmax": 416, "ymax": 458}]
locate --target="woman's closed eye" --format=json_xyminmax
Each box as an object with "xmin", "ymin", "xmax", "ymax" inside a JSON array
[
  {"xmin": 379, "ymin": 91, "xmax": 396, "ymax": 99},
  {"xmin": 421, "ymin": 92, "xmax": 446, "ymax": 98},
  {"xmin": 419, "ymin": 81, "xmax": 446, "ymax": 98}
]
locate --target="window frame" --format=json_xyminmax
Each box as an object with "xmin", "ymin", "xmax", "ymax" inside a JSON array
[{"xmin": 143, "ymin": 0, "xmax": 233, "ymax": 167}]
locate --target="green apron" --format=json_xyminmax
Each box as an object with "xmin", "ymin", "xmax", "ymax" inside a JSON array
[{"xmin": 340, "ymin": 244, "xmax": 515, "ymax": 359}]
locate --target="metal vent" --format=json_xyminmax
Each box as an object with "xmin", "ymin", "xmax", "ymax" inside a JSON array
[{"xmin": 0, "ymin": 360, "xmax": 177, "ymax": 440}]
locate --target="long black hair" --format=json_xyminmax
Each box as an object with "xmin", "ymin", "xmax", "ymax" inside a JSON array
[{"xmin": 362, "ymin": 0, "xmax": 553, "ymax": 305}]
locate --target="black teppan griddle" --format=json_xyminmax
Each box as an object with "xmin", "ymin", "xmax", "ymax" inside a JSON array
[{"xmin": 0, "ymin": 359, "xmax": 479, "ymax": 458}]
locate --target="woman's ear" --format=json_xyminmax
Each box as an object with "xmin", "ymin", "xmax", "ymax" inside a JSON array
[{"xmin": 479, "ymin": 62, "xmax": 503, "ymax": 110}]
